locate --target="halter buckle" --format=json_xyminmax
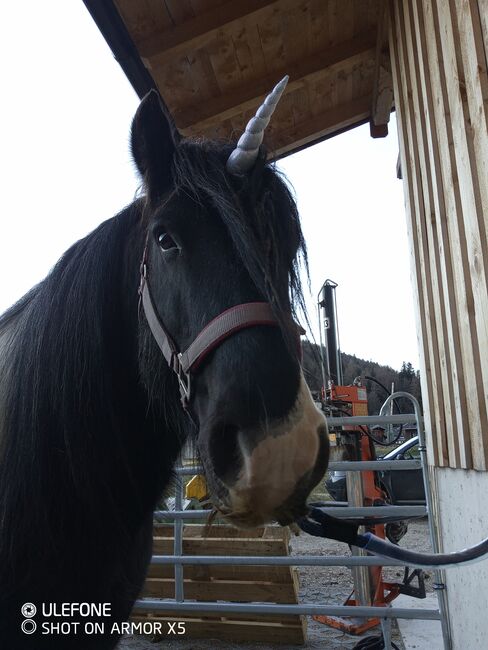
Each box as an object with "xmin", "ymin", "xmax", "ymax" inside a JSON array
[{"xmin": 174, "ymin": 353, "xmax": 191, "ymax": 408}]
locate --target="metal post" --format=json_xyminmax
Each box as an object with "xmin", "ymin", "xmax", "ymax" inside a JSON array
[
  {"xmin": 173, "ymin": 472, "xmax": 184, "ymax": 602},
  {"xmin": 380, "ymin": 616, "xmax": 392, "ymax": 650},
  {"xmin": 318, "ymin": 279, "xmax": 343, "ymax": 385},
  {"xmin": 317, "ymin": 299, "xmax": 328, "ymax": 392},
  {"xmin": 380, "ymin": 393, "xmax": 452, "ymax": 649},
  {"xmin": 346, "ymin": 470, "xmax": 372, "ymax": 608}
]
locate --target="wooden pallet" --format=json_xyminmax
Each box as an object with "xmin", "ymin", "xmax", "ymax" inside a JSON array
[{"xmin": 134, "ymin": 524, "xmax": 306, "ymax": 644}]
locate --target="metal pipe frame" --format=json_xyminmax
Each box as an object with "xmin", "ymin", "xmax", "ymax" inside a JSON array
[
  {"xmin": 150, "ymin": 554, "xmax": 405, "ymax": 567},
  {"xmin": 155, "ymin": 505, "xmax": 427, "ymax": 519},
  {"xmin": 176, "ymin": 458, "xmax": 422, "ymax": 474},
  {"xmin": 133, "ymin": 599, "xmax": 441, "ymax": 621},
  {"xmin": 147, "ymin": 404, "xmax": 448, "ymax": 647},
  {"xmin": 379, "ymin": 393, "xmax": 451, "ymax": 649}
]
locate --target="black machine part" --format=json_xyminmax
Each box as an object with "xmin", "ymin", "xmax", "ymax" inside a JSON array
[
  {"xmin": 298, "ymin": 507, "xmax": 488, "ymax": 569},
  {"xmin": 318, "ymin": 279, "xmax": 343, "ymax": 385}
]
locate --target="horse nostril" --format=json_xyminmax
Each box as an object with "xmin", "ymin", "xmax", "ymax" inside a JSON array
[{"xmin": 208, "ymin": 422, "xmax": 241, "ymax": 484}]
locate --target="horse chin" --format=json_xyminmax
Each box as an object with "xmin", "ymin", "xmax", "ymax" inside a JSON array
[
  {"xmin": 208, "ymin": 489, "xmax": 309, "ymax": 529},
  {"xmin": 222, "ymin": 500, "xmax": 309, "ymax": 529},
  {"xmin": 203, "ymin": 459, "xmax": 322, "ymax": 530}
]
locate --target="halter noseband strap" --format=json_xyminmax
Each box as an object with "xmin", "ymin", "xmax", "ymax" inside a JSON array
[{"xmin": 139, "ymin": 266, "xmax": 279, "ymax": 409}]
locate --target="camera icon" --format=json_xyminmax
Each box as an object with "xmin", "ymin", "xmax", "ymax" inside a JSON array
[
  {"xmin": 21, "ymin": 603, "xmax": 37, "ymax": 618},
  {"xmin": 21, "ymin": 619, "xmax": 37, "ymax": 635}
]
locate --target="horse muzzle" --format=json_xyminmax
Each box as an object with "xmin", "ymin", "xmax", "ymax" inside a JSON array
[{"xmin": 199, "ymin": 375, "xmax": 330, "ymax": 528}]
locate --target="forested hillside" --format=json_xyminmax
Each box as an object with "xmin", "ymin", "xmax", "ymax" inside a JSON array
[{"xmin": 302, "ymin": 341, "xmax": 422, "ymax": 414}]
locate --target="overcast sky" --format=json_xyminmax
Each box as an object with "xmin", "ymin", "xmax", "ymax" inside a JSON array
[{"xmin": 0, "ymin": 0, "xmax": 419, "ymax": 371}]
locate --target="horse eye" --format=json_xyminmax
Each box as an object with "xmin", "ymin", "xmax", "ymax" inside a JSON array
[{"xmin": 157, "ymin": 232, "xmax": 178, "ymax": 251}]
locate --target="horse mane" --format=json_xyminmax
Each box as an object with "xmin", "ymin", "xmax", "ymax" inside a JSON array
[{"xmin": 0, "ymin": 201, "xmax": 184, "ymax": 574}]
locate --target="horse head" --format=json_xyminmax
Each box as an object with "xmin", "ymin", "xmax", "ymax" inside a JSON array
[{"xmin": 131, "ymin": 81, "xmax": 329, "ymax": 528}]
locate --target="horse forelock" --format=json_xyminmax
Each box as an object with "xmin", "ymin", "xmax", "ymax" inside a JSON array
[{"xmin": 170, "ymin": 140, "xmax": 310, "ymax": 348}]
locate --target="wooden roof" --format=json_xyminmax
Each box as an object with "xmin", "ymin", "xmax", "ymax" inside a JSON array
[{"xmin": 84, "ymin": 0, "xmax": 392, "ymax": 158}]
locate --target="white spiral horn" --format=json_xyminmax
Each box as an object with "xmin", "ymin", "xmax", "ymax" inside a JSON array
[{"xmin": 226, "ymin": 75, "xmax": 289, "ymax": 175}]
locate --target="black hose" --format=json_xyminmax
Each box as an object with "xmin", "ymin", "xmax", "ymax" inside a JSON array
[
  {"xmin": 363, "ymin": 375, "xmax": 404, "ymax": 445},
  {"xmin": 364, "ymin": 375, "xmax": 403, "ymax": 413},
  {"xmin": 358, "ymin": 530, "xmax": 488, "ymax": 568},
  {"xmin": 299, "ymin": 508, "xmax": 488, "ymax": 570},
  {"xmin": 330, "ymin": 406, "xmax": 371, "ymax": 438}
]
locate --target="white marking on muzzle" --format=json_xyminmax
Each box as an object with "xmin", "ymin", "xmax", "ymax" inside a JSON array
[{"xmin": 228, "ymin": 374, "xmax": 326, "ymax": 523}]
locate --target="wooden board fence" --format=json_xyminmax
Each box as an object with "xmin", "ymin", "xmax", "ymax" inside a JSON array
[{"xmin": 133, "ymin": 524, "xmax": 306, "ymax": 645}]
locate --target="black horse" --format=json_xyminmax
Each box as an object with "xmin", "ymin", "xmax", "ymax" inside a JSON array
[{"xmin": 0, "ymin": 79, "xmax": 329, "ymax": 649}]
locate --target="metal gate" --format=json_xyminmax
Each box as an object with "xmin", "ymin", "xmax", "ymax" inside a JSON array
[{"xmin": 134, "ymin": 393, "xmax": 451, "ymax": 649}]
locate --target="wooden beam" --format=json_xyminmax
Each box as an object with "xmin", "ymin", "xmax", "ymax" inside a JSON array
[
  {"xmin": 270, "ymin": 95, "xmax": 371, "ymax": 158},
  {"xmin": 370, "ymin": 56, "xmax": 393, "ymax": 137},
  {"xmin": 143, "ymin": 577, "xmax": 297, "ymax": 603},
  {"xmin": 152, "ymin": 536, "xmax": 287, "ymax": 556},
  {"xmin": 370, "ymin": 1, "xmax": 394, "ymax": 138},
  {"xmin": 175, "ymin": 30, "xmax": 377, "ymax": 135},
  {"xmin": 137, "ymin": 0, "xmax": 280, "ymax": 66},
  {"xmin": 131, "ymin": 615, "xmax": 306, "ymax": 645}
]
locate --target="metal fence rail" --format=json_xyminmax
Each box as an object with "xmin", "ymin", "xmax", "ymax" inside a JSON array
[
  {"xmin": 149, "ymin": 553, "xmax": 436, "ymax": 568},
  {"xmin": 175, "ymin": 459, "xmax": 423, "ymax": 473},
  {"xmin": 133, "ymin": 599, "xmax": 441, "ymax": 620},
  {"xmin": 137, "ymin": 395, "xmax": 451, "ymax": 650},
  {"xmin": 155, "ymin": 505, "xmax": 427, "ymax": 519}
]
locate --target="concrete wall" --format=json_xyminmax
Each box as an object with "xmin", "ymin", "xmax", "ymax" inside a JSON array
[{"xmin": 435, "ymin": 467, "xmax": 488, "ymax": 648}]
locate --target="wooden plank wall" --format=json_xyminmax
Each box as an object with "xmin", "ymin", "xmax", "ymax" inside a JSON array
[{"xmin": 388, "ymin": 0, "xmax": 488, "ymax": 469}]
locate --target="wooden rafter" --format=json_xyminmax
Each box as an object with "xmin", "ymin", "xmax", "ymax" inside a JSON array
[
  {"xmin": 175, "ymin": 30, "xmax": 377, "ymax": 135},
  {"xmin": 272, "ymin": 95, "xmax": 371, "ymax": 157},
  {"xmin": 370, "ymin": 0, "xmax": 394, "ymax": 137},
  {"xmin": 137, "ymin": 0, "xmax": 281, "ymax": 66}
]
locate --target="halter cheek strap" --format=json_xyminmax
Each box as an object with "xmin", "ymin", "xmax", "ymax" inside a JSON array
[{"xmin": 139, "ymin": 270, "xmax": 279, "ymax": 409}]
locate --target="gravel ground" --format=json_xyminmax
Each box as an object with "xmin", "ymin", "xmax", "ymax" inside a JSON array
[{"xmin": 118, "ymin": 519, "xmax": 433, "ymax": 650}]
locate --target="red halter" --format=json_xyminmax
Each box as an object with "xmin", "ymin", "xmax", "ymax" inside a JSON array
[{"xmin": 138, "ymin": 254, "xmax": 279, "ymax": 409}]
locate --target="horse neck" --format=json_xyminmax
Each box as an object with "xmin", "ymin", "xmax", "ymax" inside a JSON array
[{"xmin": 0, "ymin": 205, "xmax": 181, "ymax": 537}]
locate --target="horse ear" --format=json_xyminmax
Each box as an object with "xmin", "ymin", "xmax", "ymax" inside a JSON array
[{"xmin": 131, "ymin": 90, "xmax": 180, "ymax": 192}]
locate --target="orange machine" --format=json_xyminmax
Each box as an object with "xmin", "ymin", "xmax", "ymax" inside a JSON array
[
  {"xmin": 317, "ymin": 383, "xmax": 404, "ymax": 634},
  {"xmin": 316, "ymin": 280, "xmax": 423, "ymax": 635}
]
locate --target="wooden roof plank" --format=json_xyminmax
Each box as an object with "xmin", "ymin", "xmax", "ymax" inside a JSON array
[
  {"xmin": 153, "ymin": 56, "xmax": 198, "ymax": 112},
  {"xmin": 114, "ymin": 0, "xmax": 173, "ymax": 44},
  {"xmin": 176, "ymin": 29, "xmax": 376, "ymax": 133},
  {"xmin": 164, "ymin": 0, "xmax": 195, "ymax": 26},
  {"xmin": 187, "ymin": 50, "xmax": 222, "ymax": 101},
  {"xmin": 282, "ymin": 1, "xmax": 310, "ymax": 67},
  {"xmin": 139, "ymin": 0, "xmax": 281, "ymax": 66},
  {"xmin": 206, "ymin": 32, "xmax": 244, "ymax": 94},
  {"xmin": 233, "ymin": 23, "xmax": 267, "ymax": 83},
  {"xmin": 190, "ymin": 0, "xmax": 227, "ymax": 13},
  {"xmin": 272, "ymin": 94, "xmax": 371, "ymax": 157},
  {"xmin": 255, "ymin": 6, "xmax": 286, "ymax": 75},
  {"xmin": 289, "ymin": 84, "xmax": 311, "ymax": 129},
  {"xmin": 308, "ymin": 0, "xmax": 331, "ymax": 52}
]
